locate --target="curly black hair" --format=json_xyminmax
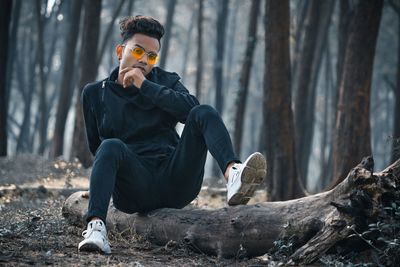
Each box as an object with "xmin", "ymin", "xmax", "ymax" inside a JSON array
[{"xmin": 119, "ymin": 15, "xmax": 164, "ymax": 45}]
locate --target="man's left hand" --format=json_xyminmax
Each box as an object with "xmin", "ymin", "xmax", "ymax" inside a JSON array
[{"xmin": 120, "ymin": 67, "xmax": 146, "ymax": 89}]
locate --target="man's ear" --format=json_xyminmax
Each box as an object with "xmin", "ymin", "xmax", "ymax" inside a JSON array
[{"xmin": 115, "ymin": 45, "xmax": 123, "ymax": 60}]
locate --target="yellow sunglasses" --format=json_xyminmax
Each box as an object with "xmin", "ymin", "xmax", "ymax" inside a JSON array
[{"xmin": 123, "ymin": 45, "xmax": 159, "ymax": 65}]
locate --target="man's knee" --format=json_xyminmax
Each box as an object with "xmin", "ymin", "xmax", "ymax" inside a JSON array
[
  {"xmin": 188, "ymin": 104, "xmax": 219, "ymax": 120},
  {"xmin": 96, "ymin": 138, "xmax": 125, "ymax": 159}
]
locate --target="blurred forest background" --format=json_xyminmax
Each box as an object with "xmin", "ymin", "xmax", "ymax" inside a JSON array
[{"xmin": 0, "ymin": 0, "xmax": 399, "ymax": 200}]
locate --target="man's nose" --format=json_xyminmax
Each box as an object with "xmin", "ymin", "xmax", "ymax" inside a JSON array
[{"xmin": 138, "ymin": 54, "xmax": 149, "ymax": 65}]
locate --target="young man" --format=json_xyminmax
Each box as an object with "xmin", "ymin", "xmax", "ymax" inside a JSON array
[{"xmin": 78, "ymin": 15, "xmax": 266, "ymax": 254}]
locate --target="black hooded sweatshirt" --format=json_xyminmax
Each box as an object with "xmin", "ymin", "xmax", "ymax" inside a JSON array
[{"xmin": 81, "ymin": 66, "xmax": 199, "ymax": 158}]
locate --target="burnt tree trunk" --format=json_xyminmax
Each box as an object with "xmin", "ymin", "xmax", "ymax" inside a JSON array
[
  {"xmin": 331, "ymin": 0, "xmax": 383, "ymax": 188},
  {"xmin": 264, "ymin": 0, "xmax": 304, "ymax": 200},
  {"xmin": 233, "ymin": 0, "xmax": 260, "ymax": 157},
  {"xmin": 63, "ymin": 157, "xmax": 400, "ymax": 264},
  {"xmin": 0, "ymin": 0, "xmax": 12, "ymax": 156},
  {"xmin": 70, "ymin": 0, "xmax": 102, "ymax": 167},
  {"xmin": 51, "ymin": 0, "xmax": 82, "ymax": 158}
]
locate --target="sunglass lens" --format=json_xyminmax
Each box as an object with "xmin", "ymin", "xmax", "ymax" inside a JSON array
[
  {"xmin": 132, "ymin": 47, "xmax": 144, "ymax": 59},
  {"xmin": 148, "ymin": 54, "xmax": 158, "ymax": 64}
]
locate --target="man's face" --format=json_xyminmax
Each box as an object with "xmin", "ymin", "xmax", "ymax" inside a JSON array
[{"xmin": 117, "ymin": 33, "xmax": 160, "ymax": 76}]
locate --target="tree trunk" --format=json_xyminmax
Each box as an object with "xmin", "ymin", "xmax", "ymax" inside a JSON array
[
  {"xmin": 214, "ymin": 0, "xmax": 228, "ymax": 114},
  {"xmin": 34, "ymin": 0, "xmax": 48, "ymax": 155},
  {"xmin": 0, "ymin": 0, "xmax": 13, "ymax": 157},
  {"xmin": 331, "ymin": 0, "xmax": 383, "ymax": 188},
  {"xmin": 392, "ymin": 14, "xmax": 400, "ymax": 163},
  {"xmin": 70, "ymin": 0, "xmax": 102, "ymax": 167},
  {"xmin": 233, "ymin": 0, "xmax": 260, "ymax": 157},
  {"xmin": 264, "ymin": 0, "xmax": 304, "ymax": 201},
  {"xmin": 318, "ymin": 43, "xmax": 334, "ymax": 191},
  {"xmin": 211, "ymin": 0, "xmax": 229, "ymax": 180},
  {"xmin": 180, "ymin": 5, "xmax": 195, "ymax": 83},
  {"xmin": 225, "ymin": 0, "xmax": 239, "ymax": 92},
  {"xmin": 63, "ymin": 157, "xmax": 400, "ymax": 264},
  {"xmin": 50, "ymin": 0, "xmax": 83, "ymax": 158},
  {"xmin": 158, "ymin": 0, "xmax": 176, "ymax": 69},
  {"xmin": 305, "ymin": 0, "xmax": 334, "ymax": 188},
  {"xmin": 5, "ymin": 0, "xmax": 21, "ymax": 122},
  {"xmin": 293, "ymin": 0, "xmax": 323, "ymax": 187},
  {"xmin": 96, "ymin": 0, "xmax": 125, "ymax": 66},
  {"xmin": 291, "ymin": 0, "xmax": 309, "ymax": 84},
  {"xmin": 194, "ymin": 0, "xmax": 203, "ymax": 102},
  {"xmin": 16, "ymin": 38, "xmax": 36, "ymax": 153}
]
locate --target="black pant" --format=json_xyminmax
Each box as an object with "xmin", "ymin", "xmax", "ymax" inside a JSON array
[{"xmin": 86, "ymin": 105, "xmax": 240, "ymax": 222}]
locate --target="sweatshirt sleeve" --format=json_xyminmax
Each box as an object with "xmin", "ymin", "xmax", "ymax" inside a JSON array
[
  {"xmin": 140, "ymin": 79, "xmax": 199, "ymax": 123},
  {"xmin": 81, "ymin": 86, "xmax": 101, "ymax": 156}
]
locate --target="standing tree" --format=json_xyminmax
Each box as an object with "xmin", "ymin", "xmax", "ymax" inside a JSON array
[
  {"xmin": 70, "ymin": 0, "xmax": 102, "ymax": 167},
  {"xmin": 195, "ymin": 0, "xmax": 203, "ymax": 101},
  {"xmin": 96, "ymin": 0, "xmax": 125, "ymax": 66},
  {"xmin": 233, "ymin": 0, "xmax": 261, "ymax": 157},
  {"xmin": 331, "ymin": 0, "xmax": 384, "ymax": 187},
  {"xmin": 293, "ymin": 1, "xmax": 321, "ymax": 187},
  {"xmin": 264, "ymin": 0, "xmax": 304, "ymax": 200},
  {"xmin": 35, "ymin": 0, "xmax": 48, "ymax": 155},
  {"xmin": 0, "ymin": 0, "xmax": 13, "ymax": 156},
  {"xmin": 158, "ymin": 0, "xmax": 177, "ymax": 69},
  {"xmin": 391, "ymin": 2, "xmax": 400, "ymax": 163},
  {"xmin": 210, "ymin": 0, "xmax": 229, "ymax": 180},
  {"xmin": 214, "ymin": 0, "xmax": 229, "ymax": 114},
  {"xmin": 51, "ymin": 0, "xmax": 83, "ymax": 158}
]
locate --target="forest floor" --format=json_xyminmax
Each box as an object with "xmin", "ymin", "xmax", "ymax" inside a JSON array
[{"xmin": 0, "ymin": 154, "xmax": 276, "ymax": 266}]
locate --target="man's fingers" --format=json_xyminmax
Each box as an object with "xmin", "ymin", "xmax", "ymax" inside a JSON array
[
  {"xmin": 82, "ymin": 191, "xmax": 90, "ymax": 198},
  {"xmin": 119, "ymin": 67, "xmax": 133, "ymax": 76}
]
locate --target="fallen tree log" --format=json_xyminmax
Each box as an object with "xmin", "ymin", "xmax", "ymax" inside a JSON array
[{"xmin": 62, "ymin": 157, "xmax": 400, "ymax": 264}]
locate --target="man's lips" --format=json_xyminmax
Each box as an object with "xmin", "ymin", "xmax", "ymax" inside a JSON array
[{"xmin": 133, "ymin": 65, "xmax": 146, "ymax": 73}]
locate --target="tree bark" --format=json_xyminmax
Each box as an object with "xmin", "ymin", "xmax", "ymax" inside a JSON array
[
  {"xmin": 233, "ymin": 0, "xmax": 260, "ymax": 157},
  {"xmin": 210, "ymin": 0, "xmax": 229, "ymax": 180},
  {"xmin": 331, "ymin": 0, "xmax": 383, "ymax": 188},
  {"xmin": 392, "ymin": 13, "xmax": 400, "ymax": 163},
  {"xmin": 293, "ymin": 0, "xmax": 324, "ymax": 187},
  {"xmin": 63, "ymin": 157, "xmax": 400, "ymax": 264},
  {"xmin": 16, "ymin": 39, "xmax": 36, "ymax": 153},
  {"xmin": 214, "ymin": 0, "xmax": 228, "ymax": 114},
  {"xmin": 158, "ymin": 0, "xmax": 177, "ymax": 69},
  {"xmin": 194, "ymin": 0, "xmax": 203, "ymax": 102},
  {"xmin": 180, "ymin": 5, "xmax": 195, "ymax": 83},
  {"xmin": 264, "ymin": 0, "xmax": 304, "ymax": 201},
  {"xmin": 96, "ymin": 0, "xmax": 125, "ymax": 66},
  {"xmin": 70, "ymin": 0, "xmax": 102, "ymax": 167},
  {"xmin": 50, "ymin": 0, "xmax": 83, "ymax": 158},
  {"xmin": 5, "ymin": 0, "xmax": 21, "ymax": 123},
  {"xmin": 0, "ymin": 0, "xmax": 13, "ymax": 156},
  {"xmin": 34, "ymin": 0, "xmax": 49, "ymax": 155}
]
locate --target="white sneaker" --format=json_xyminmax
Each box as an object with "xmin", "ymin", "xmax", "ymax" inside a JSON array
[
  {"xmin": 227, "ymin": 152, "xmax": 267, "ymax": 205},
  {"xmin": 78, "ymin": 219, "xmax": 111, "ymax": 254}
]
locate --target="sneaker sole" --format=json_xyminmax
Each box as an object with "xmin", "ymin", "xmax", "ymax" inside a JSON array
[
  {"xmin": 79, "ymin": 243, "xmax": 108, "ymax": 254},
  {"xmin": 228, "ymin": 152, "xmax": 266, "ymax": 205}
]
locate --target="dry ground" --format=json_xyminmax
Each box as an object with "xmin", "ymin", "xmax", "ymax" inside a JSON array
[{"xmin": 0, "ymin": 154, "xmax": 273, "ymax": 266}]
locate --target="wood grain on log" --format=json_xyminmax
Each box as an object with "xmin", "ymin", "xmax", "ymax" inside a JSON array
[{"xmin": 62, "ymin": 158, "xmax": 400, "ymax": 264}]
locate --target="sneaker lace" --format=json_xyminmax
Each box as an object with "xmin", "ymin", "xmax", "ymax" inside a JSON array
[
  {"xmin": 229, "ymin": 165, "xmax": 241, "ymax": 186},
  {"xmin": 82, "ymin": 221, "xmax": 103, "ymax": 238},
  {"xmin": 81, "ymin": 229, "xmax": 91, "ymax": 238}
]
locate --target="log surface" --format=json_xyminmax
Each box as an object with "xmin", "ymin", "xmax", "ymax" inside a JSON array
[{"xmin": 62, "ymin": 158, "xmax": 400, "ymax": 263}]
